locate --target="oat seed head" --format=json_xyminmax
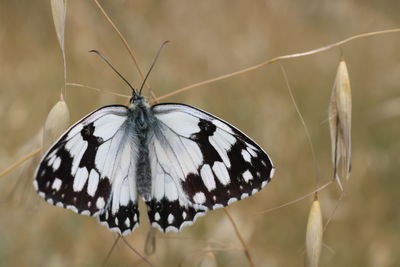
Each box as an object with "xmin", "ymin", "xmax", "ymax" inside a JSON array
[
  {"xmin": 329, "ymin": 57, "xmax": 352, "ymax": 189},
  {"xmin": 199, "ymin": 250, "xmax": 217, "ymax": 267},
  {"xmin": 43, "ymin": 93, "xmax": 70, "ymax": 151},
  {"xmin": 305, "ymin": 193, "xmax": 323, "ymax": 267}
]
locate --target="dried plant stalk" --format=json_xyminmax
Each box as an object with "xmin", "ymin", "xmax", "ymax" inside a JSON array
[
  {"xmin": 155, "ymin": 29, "xmax": 399, "ymax": 102},
  {"xmin": 329, "ymin": 57, "xmax": 352, "ymax": 190},
  {"xmin": 0, "ymin": 147, "xmax": 42, "ymax": 177},
  {"xmin": 50, "ymin": 0, "xmax": 67, "ymax": 94},
  {"xmin": 43, "ymin": 94, "xmax": 70, "ymax": 151},
  {"xmin": 144, "ymin": 228, "xmax": 156, "ymax": 255},
  {"xmin": 50, "ymin": 0, "xmax": 66, "ymax": 51},
  {"xmin": 223, "ymin": 208, "xmax": 255, "ymax": 267},
  {"xmin": 305, "ymin": 193, "xmax": 323, "ymax": 267}
]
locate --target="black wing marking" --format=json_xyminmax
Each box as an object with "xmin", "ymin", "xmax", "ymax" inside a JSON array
[
  {"xmin": 34, "ymin": 105, "xmax": 140, "ymax": 235},
  {"xmin": 148, "ymin": 103, "xmax": 275, "ymax": 231}
]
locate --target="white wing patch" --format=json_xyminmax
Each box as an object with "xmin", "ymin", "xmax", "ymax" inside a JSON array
[
  {"xmin": 155, "ymin": 110, "xmax": 201, "ymax": 138},
  {"xmin": 212, "ymin": 161, "xmax": 230, "ymax": 185},
  {"xmin": 35, "ymin": 105, "xmax": 140, "ymax": 235},
  {"xmin": 200, "ymin": 164, "xmax": 216, "ymax": 191},
  {"xmin": 148, "ymin": 103, "xmax": 275, "ymax": 232}
]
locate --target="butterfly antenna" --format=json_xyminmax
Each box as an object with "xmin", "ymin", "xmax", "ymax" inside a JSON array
[
  {"xmin": 138, "ymin": 40, "xmax": 170, "ymax": 95},
  {"xmin": 89, "ymin": 50, "xmax": 137, "ymax": 94}
]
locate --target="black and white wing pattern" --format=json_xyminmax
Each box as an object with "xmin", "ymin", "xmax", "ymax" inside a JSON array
[
  {"xmin": 147, "ymin": 104, "xmax": 275, "ymax": 232},
  {"xmin": 34, "ymin": 105, "xmax": 140, "ymax": 235}
]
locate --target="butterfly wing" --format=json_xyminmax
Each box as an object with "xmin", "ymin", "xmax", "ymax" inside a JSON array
[
  {"xmin": 34, "ymin": 105, "xmax": 139, "ymax": 235},
  {"xmin": 147, "ymin": 103, "xmax": 275, "ymax": 232}
]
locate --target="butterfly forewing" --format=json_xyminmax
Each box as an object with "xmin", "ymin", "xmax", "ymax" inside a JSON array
[
  {"xmin": 34, "ymin": 105, "xmax": 140, "ymax": 234},
  {"xmin": 148, "ymin": 103, "xmax": 275, "ymax": 231}
]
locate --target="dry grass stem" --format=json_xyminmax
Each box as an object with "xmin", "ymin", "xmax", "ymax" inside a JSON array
[
  {"xmin": 223, "ymin": 208, "xmax": 256, "ymax": 267},
  {"xmin": 323, "ymin": 188, "xmax": 346, "ymax": 231},
  {"xmin": 50, "ymin": 0, "xmax": 67, "ymax": 95},
  {"xmin": 256, "ymin": 180, "xmax": 332, "ymax": 215},
  {"xmin": 50, "ymin": 0, "xmax": 66, "ymax": 53},
  {"xmin": 329, "ymin": 58, "xmax": 352, "ymax": 190},
  {"xmin": 305, "ymin": 193, "xmax": 323, "ymax": 267},
  {"xmin": 279, "ymin": 63, "xmax": 320, "ymax": 185},
  {"xmin": 66, "ymin": 82, "xmax": 131, "ymax": 98},
  {"xmin": 121, "ymin": 236, "xmax": 154, "ymax": 267},
  {"xmin": 161, "ymin": 235, "xmax": 235, "ymax": 248},
  {"xmin": 144, "ymin": 228, "xmax": 156, "ymax": 256},
  {"xmin": 43, "ymin": 94, "xmax": 70, "ymax": 151},
  {"xmin": 91, "ymin": 0, "xmax": 161, "ymax": 103},
  {"xmin": 101, "ymin": 235, "xmax": 121, "ymax": 267},
  {"xmin": 155, "ymin": 28, "xmax": 400, "ymax": 102},
  {"xmin": 92, "ymin": 0, "xmax": 145, "ymax": 87},
  {"xmin": 0, "ymin": 147, "xmax": 42, "ymax": 177}
]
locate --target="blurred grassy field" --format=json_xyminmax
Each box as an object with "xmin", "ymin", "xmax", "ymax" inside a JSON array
[{"xmin": 1, "ymin": 1, "xmax": 400, "ymax": 266}]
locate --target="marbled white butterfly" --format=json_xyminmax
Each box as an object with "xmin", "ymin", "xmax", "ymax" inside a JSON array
[{"xmin": 34, "ymin": 45, "xmax": 275, "ymax": 235}]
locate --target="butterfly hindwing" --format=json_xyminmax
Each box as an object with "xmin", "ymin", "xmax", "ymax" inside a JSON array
[
  {"xmin": 146, "ymin": 197, "xmax": 205, "ymax": 232},
  {"xmin": 34, "ymin": 105, "xmax": 140, "ymax": 235},
  {"xmin": 148, "ymin": 103, "xmax": 275, "ymax": 231},
  {"xmin": 146, "ymin": 145, "xmax": 206, "ymax": 232}
]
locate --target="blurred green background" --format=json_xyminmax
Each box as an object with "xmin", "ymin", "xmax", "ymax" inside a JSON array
[{"xmin": 1, "ymin": 1, "xmax": 400, "ymax": 266}]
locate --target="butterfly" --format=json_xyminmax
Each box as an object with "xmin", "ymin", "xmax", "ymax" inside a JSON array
[{"xmin": 34, "ymin": 45, "xmax": 275, "ymax": 235}]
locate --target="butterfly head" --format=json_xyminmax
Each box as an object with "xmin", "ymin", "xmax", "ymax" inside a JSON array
[{"xmin": 129, "ymin": 92, "xmax": 147, "ymax": 108}]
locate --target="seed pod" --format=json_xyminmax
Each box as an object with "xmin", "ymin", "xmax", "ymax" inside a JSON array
[
  {"xmin": 198, "ymin": 250, "xmax": 217, "ymax": 267},
  {"xmin": 329, "ymin": 57, "xmax": 352, "ymax": 189},
  {"xmin": 305, "ymin": 193, "xmax": 323, "ymax": 267},
  {"xmin": 43, "ymin": 93, "xmax": 70, "ymax": 150},
  {"xmin": 50, "ymin": 0, "xmax": 67, "ymax": 51}
]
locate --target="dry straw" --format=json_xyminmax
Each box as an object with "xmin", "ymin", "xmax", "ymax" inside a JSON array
[
  {"xmin": 144, "ymin": 228, "xmax": 157, "ymax": 255},
  {"xmin": 329, "ymin": 57, "xmax": 352, "ymax": 190},
  {"xmin": 50, "ymin": 0, "xmax": 66, "ymax": 52},
  {"xmin": 50, "ymin": 0, "xmax": 67, "ymax": 95},
  {"xmin": 43, "ymin": 93, "xmax": 70, "ymax": 151},
  {"xmin": 305, "ymin": 193, "xmax": 323, "ymax": 267}
]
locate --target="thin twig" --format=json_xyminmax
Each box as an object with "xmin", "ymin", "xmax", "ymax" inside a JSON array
[
  {"xmin": 121, "ymin": 236, "xmax": 154, "ymax": 267},
  {"xmin": 223, "ymin": 208, "xmax": 256, "ymax": 267},
  {"xmin": 155, "ymin": 28, "xmax": 400, "ymax": 102},
  {"xmin": 279, "ymin": 63, "xmax": 320, "ymax": 185},
  {"xmin": 0, "ymin": 147, "xmax": 42, "ymax": 177}
]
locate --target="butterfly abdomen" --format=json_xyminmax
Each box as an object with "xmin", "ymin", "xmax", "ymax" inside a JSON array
[{"xmin": 129, "ymin": 101, "xmax": 156, "ymax": 201}]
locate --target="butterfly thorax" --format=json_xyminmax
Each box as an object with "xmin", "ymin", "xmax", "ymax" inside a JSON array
[{"xmin": 127, "ymin": 97, "xmax": 155, "ymax": 201}]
